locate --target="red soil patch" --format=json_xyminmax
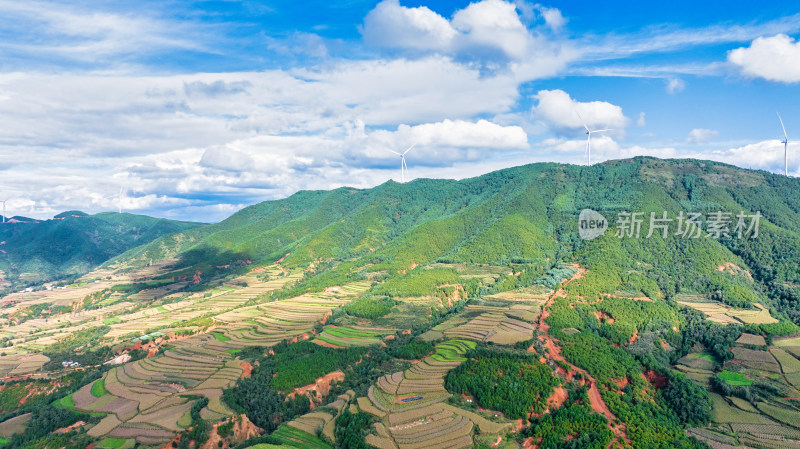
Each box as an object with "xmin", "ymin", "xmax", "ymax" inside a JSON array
[
  {"xmin": 594, "ymin": 310, "xmax": 615, "ymax": 324},
  {"xmin": 642, "ymin": 370, "xmax": 668, "ymax": 389},
  {"xmin": 287, "ymin": 370, "xmax": 345, "ymax": 404},
  {"xmin": 536, "ymin": 266, "xmax": 631, "ymax": 446},
  {"xmin": 717, "ymin": 262, "xmax": 754, "ymax": 281},
  {"xmin": 612, "ymin": 377, "xmax": 629, "ymax": 390},
  {"xmin": 240, "ymin": 362, "xmax": 253, "ymax": 379},
  {"xmin": 522, "ymin": 436, "xmax": 539, "ymax": 449},
  {"xmin": 660, "ymin": 340, "xmax": 671, "ymax": 350},
  {"xmin": 491, "ymin": 435, "xmax": 503, "ymax": 448},
  {"xmin": 628, "ymin": 330, "xmax": 639, "ymax": 345},
  {"xmin": 54, "ymin": 420, "xmax": 86, "ymax": 434},
  {"xmin": 546, "ymin": 385, "xmax": 569, "ymax": 411},
  {"xmin": 313, "ymin": 339, "xmax": 345, "ymax": 349},
  {"xmin": 200, "ymin": 414, "xmax": 262, "ymax": 449}
]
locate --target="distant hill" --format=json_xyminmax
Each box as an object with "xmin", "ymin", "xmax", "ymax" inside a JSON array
[
  {"xmin": 110, "ymin": 156, "xmax": 800, "ymax": 322},
  {"xmin": 0, "ymin": 212, "xmax": 203, "ymax": 291}
]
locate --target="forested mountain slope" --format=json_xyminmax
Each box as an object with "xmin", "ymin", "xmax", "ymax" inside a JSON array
[
  {"xmin": 0, "ymin": 212, "xmax": 203, "ymax": 292},
  {"xmin": 110, "ymin": 157, "xmax": 800, "ymax": 324}
]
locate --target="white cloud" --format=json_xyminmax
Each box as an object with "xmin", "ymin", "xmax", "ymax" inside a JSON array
[
  {"xmin": 361, "ymin": 0, "xmax": 575, "ymax": 76},
  {"xmin": 361, "ymin": 0, "xmax": 456, "ymax": 51},
  {"xmin": 580, "ymin": 14, "xmax": 800, "ymax": 61},
  {"xmin": 665, "ymin": 78, "xmax": 685, "ymax": 94},
  {"xmin": 687, "ymin": 128, "xmax": 719, "ymax": 143},
  {"xmin": 728, "ymin": 34, "xmax": 800, "ymax": 83},
  {"xmin": 0, "ymin": 63, "xmax": 529, "ymax": 219},
  {"xmin": 0, "ymin": 0, "xmax": 206, "ymax": 66},
  {"xmin": 637, "ymin": 112, "xmax": 646, "ymax": 127},
  {"xmin": 532, "ymin": 89, "xmax": 628, "ymax": 134},
  {"xmin": 534, "ymin": 4, "xmax": 566, "ymax": 31},
  {"xmin": 200, "ymin": 146, "xmax": 256, "ymax": 172},
  {"xmin": 708, "ymin": 140, "xmax": 796, "ymax": 172},
  {"xmin": 369, "ymin": 119, "xmax": 528, "ymax": 154},
  {"xmin": 450, "ymin": 0, "xmax": 531, "ymax": 60}
]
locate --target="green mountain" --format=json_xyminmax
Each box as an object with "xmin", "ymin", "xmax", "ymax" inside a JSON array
[
  {"xmin": 112, "ymin": 156, "xmax": 800, "ymax": 322},
  {"xmin": 0, "ymin": 212, "xmax": 203, "ymax": 291},
  {"xmin": 5, "ymin": 156, "xmax": 800, "ymax": 449}
]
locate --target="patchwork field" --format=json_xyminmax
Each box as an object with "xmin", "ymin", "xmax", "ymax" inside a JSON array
[
  {"xmin": 0, "ymin": 263, "xmax": 371, "ymax": 445},
  {"xmin": 692, "ymin": 332, "xmax": 800, "ymax": 448},
  {"xmin": 676, "ymin": 297, "xmax": 778, "ymax": 325}
]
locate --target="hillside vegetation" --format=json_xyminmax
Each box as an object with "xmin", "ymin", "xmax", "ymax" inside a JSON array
[
  {"xmin": 0, "ymin": 212, "xmax": 202, "ymax": 292},
  {"xmin": 111, "ymin": 157, "xmax": 800, "ymax": 323}
]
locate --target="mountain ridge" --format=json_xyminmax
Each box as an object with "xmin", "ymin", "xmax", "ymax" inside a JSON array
[{"xmin": 0, "ymin": 211, "xmax": 204, "ymax": 292}]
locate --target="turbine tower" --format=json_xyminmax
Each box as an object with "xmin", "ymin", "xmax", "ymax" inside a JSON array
[
  {"xmin": 106, "ymin": 186, "xmax": 125, "ymax": 213},
  {"xmin": 1, "ymin": 199, "xmax": 7, "ymax": 224},
  {"xmin": 778, "ymin": 112, "xmax": 789, "ymax": 177},
  {"xmin": 575, "ymin": 111, "xmax": 611, "ymax": 166},
  {"xmin": 387, "ymin": 144, "xmax": 416, "ymax": 183}
]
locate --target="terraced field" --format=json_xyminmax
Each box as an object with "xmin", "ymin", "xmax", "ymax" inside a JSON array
[
  {"xmin": 330, "ymin": 331, "xmax": 514, "ymax": 449},
  {"xmin": 0, "ymin": 353, "xmax": 49, "ymax": 377},
  {"xmin": 1, "ymin": 267, "xmax": 302, "ymax": 355},
  {"xmin": 676, "ymin": 296, "xmax": 778, "ymax": 325},
  {"xmin": 315, "ymin": 325, "xmax": 396, "ymax": 347},
  {"xmin": 34, "ymin": 272, "xmax": 371, "ymax": 445},
  {"xmin": 368, "ymin": 341, "xmax": 480, "ymax": 449},
  {"xmin": 694, "ymin": 335, "xmax": 800, "ymax": 448},
  {"xmin": 442, "ymin": 303, "xmax": 537, "ymax": 345}
]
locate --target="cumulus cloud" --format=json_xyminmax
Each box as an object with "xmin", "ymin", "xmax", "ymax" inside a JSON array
[
  {"xmin": 361, "ymin": 0, "xmax": 456, "ymax": 51},
  {"xmin": 368, "ymin": 119, "xmax": 528, "ymax": 157},
  {"xmin": 728, "ymin": 34, "xmax": 800, "ymax": 83},
  {"xmin": 450, "ymin": 0, "xmax": 532, "ymax": 60},
  {"xmin": 687, "ymin": 128, "xmax": 719, "ymax": 143},
  {"xmin": 361, "ymin": 0, "xmax": 574, "ymax": 73},
  {"xmin": 532, "ymin": 89, "xmax": 628, "ymax": 134}
]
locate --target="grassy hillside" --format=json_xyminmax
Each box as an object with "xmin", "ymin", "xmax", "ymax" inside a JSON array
[
  {"xmin": 0, "ymin": 212, "xmax": 203, "ymax": 291},
  {"xmin": 108, "ymin": 157, "xmax": 800, "ymax": 323}
]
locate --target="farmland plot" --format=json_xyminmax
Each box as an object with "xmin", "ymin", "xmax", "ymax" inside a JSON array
[{"xmin": 69, "ymin": 279, "xmax": 368, "ymax": 444}]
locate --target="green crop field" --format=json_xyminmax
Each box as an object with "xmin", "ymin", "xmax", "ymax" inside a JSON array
[
  {"xmin": 91, "ymin": 378, "xmax": 108, "ymax": 397},
  {"xmin": 717, "ymin": 370, "xmax": 753, "ymax": 386},
  {"xmin": 211, "ymin": 332, "xmax": 231, "ymax": 342}
]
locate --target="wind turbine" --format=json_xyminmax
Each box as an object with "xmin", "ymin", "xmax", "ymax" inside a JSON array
[
  {"xmin": 1, "ymin": 199, "xmax": 7, "ymax": 224},
  {"xmin": 575, "ymin": 111, "xmax": 611, "ymax": 166},
  {"xmin": 778, "ymin": 112, "xmax": 789, "ymax": 177},
  {"xmin": 387, "ymin": 144, "xmax": 416, "ymax": 183},
  {"xmin": 105, "ymin": 186, "xmax": 125, "ymax": 214}
]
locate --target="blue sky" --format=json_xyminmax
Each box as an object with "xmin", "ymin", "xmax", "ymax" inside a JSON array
[{"xmin": 0, "ymin": 0, "xmax": 799, "ymax": 222}]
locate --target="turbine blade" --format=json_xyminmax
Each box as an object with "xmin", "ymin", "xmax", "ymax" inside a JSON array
[
  {"xmin": 402, "ymin": 143, "xmax": 416, "ymax": 155},
  {"xmin": 574, "ymin": 110, "xmax": 590, "ymax": 132},
  {"xmin": 387, "ymin": 149, "xmax": 401, "ymax": 156},
  {"xmin": 591, "ymin": 129, "xmax": 612, "ymax": 133},
  {"xmin": 778, "ymin": 112, "xmax": 788, "ymax": 140}
]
